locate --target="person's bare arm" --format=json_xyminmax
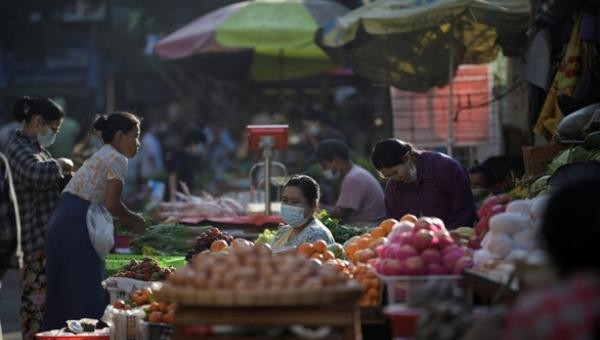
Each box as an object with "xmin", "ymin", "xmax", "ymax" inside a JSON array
[{"xmin": 105, "ymin": 178, "xmax": 145, "ymax": 233}]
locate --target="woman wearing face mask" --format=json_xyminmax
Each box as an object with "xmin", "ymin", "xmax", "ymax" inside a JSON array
[
  {"xmin": 42, "ymin": 112, "xmax": 146, "ymax": 330},
  {"xmin": 5, "ymin": 96, "xmax": 71, "ymax": 339},
  {"xmin": 370, "ymin": 139, "xmax": 477, "ymax": 230},
  {"xmin": 271, "ymin": 175, "xmax": 334, "ymax": 251}
]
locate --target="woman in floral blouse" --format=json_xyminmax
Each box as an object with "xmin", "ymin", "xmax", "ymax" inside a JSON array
[
  {"xmin": 42, "ymin": 112, "xmax": 146, "ymax": 330},
  {"xmin": 271, "ymin": 175, "xmax": 334, "ymax": 251},
  {"xmin": 5, "ymin": 96, "xmax": 71, "ymax": 340}
]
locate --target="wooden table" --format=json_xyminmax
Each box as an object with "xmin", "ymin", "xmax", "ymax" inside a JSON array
[{"xmin": 174, "ymin": 304, "xmax": 363, "ymax": 340}]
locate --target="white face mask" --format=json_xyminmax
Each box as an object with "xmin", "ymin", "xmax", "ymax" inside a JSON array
[
  {"xmin": 37, "ymin": 129, "xmax": 57, "ymax": 147},
  {"xmin": 408, "ymin": 164, "xmax": 417, "ymax": 183},
  {"xmin": 323, "ymin": 169, "xmax": 340, "ymax": 181},
  {"xmin": 280, "ymin": 204, "xmax": 308, "ymax": 228}
]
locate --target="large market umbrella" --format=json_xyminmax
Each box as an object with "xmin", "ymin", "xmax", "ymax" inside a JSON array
[
  {"xmin": 317, "ymin": 0, "xmax": 531, "ymax": 155},
  {"xmin": 154, "ymin": 0, "xmax": 349, "ymax": 82}
]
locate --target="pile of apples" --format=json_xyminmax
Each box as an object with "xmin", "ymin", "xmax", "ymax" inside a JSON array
[{"xmin": 375, "ymin": 216, "xmax": 474, "ymax": 276}]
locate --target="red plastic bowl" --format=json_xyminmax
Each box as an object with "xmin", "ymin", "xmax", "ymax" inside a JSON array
[{"xmin": 384, "ymin": 305, "xmax": 422, "ymax": 337}]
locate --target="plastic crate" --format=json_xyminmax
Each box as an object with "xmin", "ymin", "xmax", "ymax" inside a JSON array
[
  {"xmin": 105, "ymin": 255, "xmax": 186, "ymax": 276},
  {"xmin": 377, "ymin": 274, "xmax": 461, "ymax": 305}
]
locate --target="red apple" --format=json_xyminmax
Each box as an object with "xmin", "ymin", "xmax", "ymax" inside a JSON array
[
  {"xmin": 427, "ymin": 263, "xmax": 447, "ymax": 275},
  {"xmin": 404, "ymin": 256, "xmax": 426, "ymax": 275},
  {"xmin": 452, "ymin": 257, "xmax": 474, "ymax": 274},
  {"xmin": 429, "ymin": 217, "xmax": 447, "ymax": 232},
  {"xmin": 435, "ymin": 234, "xmax": 455, "ymax": 250},
  {"xmin": 420, "ymin": 248, "xmax": 442, "ymax": 265},
  {"xmin": 414, "ymin": 217, "xmax": 434, "ymax": 231},
  {"xmin": 441, "ymin": 244, "xmax": 460, "ymax": 256},
  {"xmin": 391, "ymin": 221, "xmax": 414, "ymax": 234},
  {"xmin": 410, "ymin": 229, "xmax": 436, "ymax": 251},
  {"xmin": 378, "ymin": 258, "xmax": 404, "ymax": 276},
  {"xmin": 442, "ymin": 251, "xmax": 464, "ymax": 271}
]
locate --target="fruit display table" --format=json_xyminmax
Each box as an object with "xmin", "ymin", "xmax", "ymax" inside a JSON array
[{"xmin": 173, "ymin": 303, "xmax": 362, "ymax": 340}]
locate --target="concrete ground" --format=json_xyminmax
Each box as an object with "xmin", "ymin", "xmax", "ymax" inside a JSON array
[{"xmin": 0, "ymin": 269, "xmax": 22, "ymax": 340}]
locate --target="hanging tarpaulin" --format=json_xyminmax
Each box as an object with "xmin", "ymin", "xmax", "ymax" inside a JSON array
[
  {"xmin": 318, "ymin": 0, "xmax": 531, "ymax": 92},
  {"xmin": 391, "ymin": 65, "xmax": 494, "ymax": 147}
]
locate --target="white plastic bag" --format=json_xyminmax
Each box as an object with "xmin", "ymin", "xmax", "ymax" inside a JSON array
[{"xmin": 86, "ymin": 203, "xmax": 114, "ymax": 260}]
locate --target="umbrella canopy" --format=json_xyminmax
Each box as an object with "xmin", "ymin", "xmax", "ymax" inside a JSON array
[
  {"xmin": 155, "ymin": 0, "xmax": 349, "ymax": 81},
  {"xmin": 317, "ymin": 0, "xmax": 531, "ymax": 92}
]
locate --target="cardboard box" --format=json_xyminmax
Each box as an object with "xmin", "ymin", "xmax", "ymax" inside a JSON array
[{"xmin": 522, "ymin": 144, "xmax": 566, "ymax": 176}]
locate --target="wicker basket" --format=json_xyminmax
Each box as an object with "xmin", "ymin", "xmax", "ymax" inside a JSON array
[{"xmin": 154, "ymin": 282, "xmax": 363, "ymax": 307}]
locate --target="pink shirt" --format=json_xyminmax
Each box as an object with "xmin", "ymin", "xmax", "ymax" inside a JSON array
[{"xmin": 336, "ymin": 165, "xmax": 386, "ymax": 225}]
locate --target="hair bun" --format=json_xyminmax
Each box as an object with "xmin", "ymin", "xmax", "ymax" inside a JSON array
[
  {"xmin": 12, "ymin": 96, "xmax": 35, "ymax": 122},
  {"xmin": 92, "ymin": 114, "xmax": 109, "ymax": 132}
]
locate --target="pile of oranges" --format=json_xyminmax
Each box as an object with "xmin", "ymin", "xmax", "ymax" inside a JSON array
[
  {"xmin": 297, "ymin": 240, "xmax": 336, "ymax": 263},
  {"xmin": 351, "ymin": 263, "xmax": 381, "ymax": 307},
  {"xmin": 344, "ymin": 218, "xmax": 397, "ymax": 263},
  {"xmin": 323, "ymin": 260, "xmax": 381, "ymax": 307}
]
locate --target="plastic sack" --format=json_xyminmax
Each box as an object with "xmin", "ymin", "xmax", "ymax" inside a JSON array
[{"xmin": 86, "ymin": 203, "xmax": 114, "ymax": 260}]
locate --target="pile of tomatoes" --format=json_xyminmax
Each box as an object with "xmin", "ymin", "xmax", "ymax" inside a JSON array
[{"xmin": 110, "ymin": 287, "xmax": 176, "ymax": 325}]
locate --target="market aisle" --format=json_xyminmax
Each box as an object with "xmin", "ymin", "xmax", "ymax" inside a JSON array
[{"xmin": 0, "ymin": 269, "xmax": 22, "ymax": 339}]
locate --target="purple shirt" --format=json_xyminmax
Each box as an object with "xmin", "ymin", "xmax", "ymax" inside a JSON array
[
  {"xmin": 384, "ymin": 151, "xmax": 476, "ymax": 230},
  {"xmin": 336, "ymin": 165, "xmax": 386, "ymax": 225}
]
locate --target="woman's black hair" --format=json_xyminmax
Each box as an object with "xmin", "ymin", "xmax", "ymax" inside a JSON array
[
  {"xmin": 92, "ymin": 111, "xmax": 140, "ymax": 143},
  {"xmin": 469, "ymin": 164, "xmax": 495, "ymax": 188},
  {"xmin": 12, "ymin": 96, "xmax": 64, "ymax": 124},
  {"xmin": 284, "ymin": 174, "xmax": 320, "ymax": 208},
  {"xmin": 540, "ymin": 175, "xmax": 600, "ymax": 277},
  {"xmin": 370, "ymin": 138, "xmax": 414, "ymax": 170}
]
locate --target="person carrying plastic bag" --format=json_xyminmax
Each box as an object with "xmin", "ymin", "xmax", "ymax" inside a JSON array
[{"xmin": 42, "ymin": 112, "xmax": 146, "ymax": 331}]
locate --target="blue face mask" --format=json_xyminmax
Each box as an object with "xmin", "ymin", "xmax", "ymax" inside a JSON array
[
  {"xmin": 280, "ymin": 204, "xmax": 308, "ymax": 228},
  {"xmin": 323, "ymin": 169, "xmax": 340, "ymax": 181},
  {"xmin": 37, "ymin": 129, "xmax": 57, "ymax": 147}
]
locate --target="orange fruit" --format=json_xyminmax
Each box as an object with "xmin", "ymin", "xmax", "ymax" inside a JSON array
[
  {"xmin": 311, "ymin": 253, "xmax": 324, "ymax": 261},
  {"xmin": 149, "ymin": 311, "xmax": 162, "ymax": 323},
  {"xmin": 210, "ymin": 239, "xmax": 228, "ymax": 252},
  {"xmin": 378, "ymin": 219, "xmax": 398, "ymax": 233},
  {"xmin": 323, "ymin": 250, "xmax": 335, "ymax": 261},
  {"xmin": 370, "ymin": 227, "xmax": 386, "ymax": 238},
  {"xmin": 400, "ymin": 214, "xmax": 418, "ymax": 224},
  {"xmin": 313, "ymin": 240, "xmax": 328, "ymax": 254},
  {"xmin": 298, "ymin": 243, "xmax": 315, "ymax": 257},
  {"xmin": 162, "ymin": 311, "xmax": 175, "ymax": 324},
  {"xmin": 348, "ymin": 236, "xmax": 361, "ymax": 244},
  {"xmin": 345, "ymin": 243, "xmax": 359, "ymax": 259},
  {"xmin": 357, "ymin": 237, "xmax": 371, "ymax": 249}
]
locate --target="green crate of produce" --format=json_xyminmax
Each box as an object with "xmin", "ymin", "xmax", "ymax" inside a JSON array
[{"xmin": 105, "ymin": 254, "xmax": 186, "ymax": 276}]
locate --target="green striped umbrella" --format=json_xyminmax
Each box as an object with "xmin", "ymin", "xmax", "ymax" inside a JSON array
[{"xmin": 155, "ymin": 0, "xmax": 349, "ymax": 81}]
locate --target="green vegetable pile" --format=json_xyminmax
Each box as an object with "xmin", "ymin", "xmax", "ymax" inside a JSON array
[
  {"xmin": 255, "ymin": 229, "xmax": 276, "ymax": 245},
  {"xmin": 318, "ymin": 210, "xmax": 369, "ymax": 244},
  {"xmin": 130, "ymin": 224, "xmax": 211, "ymax": 255}
]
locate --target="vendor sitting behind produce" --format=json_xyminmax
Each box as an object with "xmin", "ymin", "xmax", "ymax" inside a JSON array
[
  {"xmin": 315, "ymin": 139, "xmax": 386, "ymax": 226},
  {"xmin": 370, "ymin": 138, "xmax": 476, "ymax": 230},
  {"xmin": 271, "ymin": 175, "xmax": 334, "ymax": 251}
]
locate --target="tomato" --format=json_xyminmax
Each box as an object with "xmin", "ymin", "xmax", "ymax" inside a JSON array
[
  {"xmin": 166, "ymin": 303, "xmax": 176, "ymax": 313},
  {"xmin": 158, "ymin": 302, "xmax": 168, "ymax": 313},
  {"xmin": 150, "ymin": 302, "xmax": 161, "ymax": 312},
  {"xmin": 162, "ymin": 311, "xmax": 175, "ymax": 324},
  {"xmin": 112, "ymin": 299, "xmax": 126, "ymax": 309},
  {"xmin": 148, "ymin": 311, "xmax": 163, "ymax": 323}
]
